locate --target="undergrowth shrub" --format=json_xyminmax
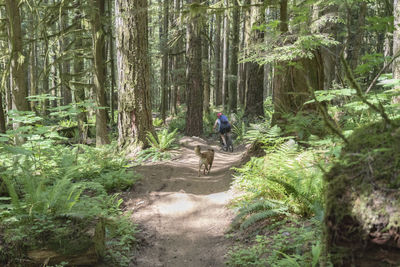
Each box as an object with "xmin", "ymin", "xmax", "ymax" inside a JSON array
[
  {"xmin": 137, "ymin": 128, "xmax": 179, "ymax": 162},
  {"xmin": 227, "ymin": 218, "xmax": 323, "ymax": 267},
  {"xmin": 168, "ymin": 106, "xmax": 186, "ymax": 133},
  {"xmin": 232, "ymin": 139, "xmax": 324, "ymax": 230},
  {"xmin": 0, "ymin": 136, "xmax": 138, "ymax": 265}
]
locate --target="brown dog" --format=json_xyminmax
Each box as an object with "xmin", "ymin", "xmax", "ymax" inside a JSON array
[{"xmin": 194, "ymin": 145, "xmax": 214, "ymax": 176}]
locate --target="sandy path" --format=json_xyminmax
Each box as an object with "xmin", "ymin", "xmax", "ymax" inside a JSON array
[{"xmin": 125, "ymin": 137, "xmax": 244, "ymax": 267}]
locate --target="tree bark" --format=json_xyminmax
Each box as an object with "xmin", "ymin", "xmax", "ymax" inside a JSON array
[
  {"xmin": 0, "ymin": 93, "xmax": 6, "ymax": 133},
  {"xmin": 214, "ymin": 11, "xmax": 222, "ymax": 106},
  {"xmin": 244, "ymin": 0, "xmax": 264, "ymax": 119},
  {"xmin": 203, "ymin": 13, "xmax": 211, "ymax": 114},
  {"xmin": 5, "ymin": 0, "xmax": 30, "ymax": 113},
  {"xmin": 108, "ymin": 0, "xmax": 116, "ymax": 126},
  {"xmin": 29, "ymin": 25, "xmax": 37, "ymax": 112},
  {"xmin": 92, "ymin": 0, "xmax": 110, "ymax": 146},
  {"xmin": 239, "ymin": 0, "xmax": 251, "ymax": 108},
  {"xmin": 60, "ymin": 11, "xmax": 72, "ymax": 106},
  {"xmin": 346, "ymin": 1, "xmax": 367, "ymax": 70},
  {"xmin": 185, "ymin": 0, "xmax": 203, "ymax": 136},
  {"xmin": 73, "ymin": 4, "xmax": 88, "ymax": 144},
  {"xmin": 116, "ymin": 0, "xmax": 155, "ymax": 150},
  {"xmin": 221, "ymin": 0, "xmax": 230, "ymax": 110},
  {"xmin": 229, "ymin": 0, "xmax": 239, "ymax": 112},
  {"xmin": 272, "ymin": 0, "xmax": 323, "ymax": 125},
  {"xmin": 160, "ymin": 0, "xmax": 170, "ymax": 122},
  {"xmin": 393, "ymin": 0, "xmax": 400, "ymax": 80}
]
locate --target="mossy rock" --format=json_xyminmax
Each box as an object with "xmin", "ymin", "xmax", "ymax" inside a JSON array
[{"xmin": 324, "ymin": 119, "xmax": 400, "ymax": 266}]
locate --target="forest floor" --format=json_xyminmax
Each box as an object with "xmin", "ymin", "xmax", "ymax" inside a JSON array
[{"xmin": 123, "ymin": 136, "xmax": 247, "ymax": 267}]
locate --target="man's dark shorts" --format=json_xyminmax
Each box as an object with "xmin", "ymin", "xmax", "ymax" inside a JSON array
[{"xmin": 219, "ymin": 125, "xmax": 231, "ymax": 134}]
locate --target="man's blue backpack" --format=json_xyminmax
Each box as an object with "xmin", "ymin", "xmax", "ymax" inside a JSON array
[{"xmin": 219, "ymin": 114, "xmax": 229, "ymax": 124}]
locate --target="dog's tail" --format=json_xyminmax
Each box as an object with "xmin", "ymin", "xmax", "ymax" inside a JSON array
[{"xmin": 194, "ymin": 145, "xmax": 202, "ymax": 157}]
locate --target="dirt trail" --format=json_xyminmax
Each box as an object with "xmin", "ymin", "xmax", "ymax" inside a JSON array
[{"xmin": 125, "ymin": 136, "xmax": 245, "ymax": 267}]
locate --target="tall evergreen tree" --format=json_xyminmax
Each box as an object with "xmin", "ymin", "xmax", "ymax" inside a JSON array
[
  {"xmin": 92, "ymin": 0, "xmax": 110, "ymax": 146},
  {"xmin": 185, "ymin": 0, "xmax": 204, "ymax": 136},
  {"xmin": 229, "ymin": 0, "xmax": 239, "ymax": 112},
  {"xmin": 244, "ymin": 0, "xmax": 264, "ymax": 120},
  {"xmin": 5, "ymin": 0, "xmax": 30, "ymax": 113},
  {"xmin": 116, "ymin": 0, "xmax": 155, "ymax": 149}
]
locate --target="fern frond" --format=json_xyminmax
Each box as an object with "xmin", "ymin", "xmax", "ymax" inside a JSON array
[
  {"xmin": 233, "ymin": 199, "xmax": 287, "ymax": 229},
  {"xmin": 1, "ymin": 176, "xmax": 20, "ymax": 210},
  {"xmin": 240, "ymin": 208, "xmax": 288, "ymax": 230}
]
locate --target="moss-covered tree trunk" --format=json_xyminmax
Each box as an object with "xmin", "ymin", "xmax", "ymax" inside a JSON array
[
  {"xmin": 185, "ymin": 0, "xmax": 203, "ymax": 136},
  {"xmin": 271, "ymin": 0, "xmax": 323, "ymax": 125},
  {"xmin": 324, "ymin": 120, "xmax": 400, "ymax": 266},
  {"xmin": 272, "ymin": 50, "xmax": 324, "ymax": 124},
  {"xmin": 116, "ymin": 0, "xmax": 155, "ymax": 150}
]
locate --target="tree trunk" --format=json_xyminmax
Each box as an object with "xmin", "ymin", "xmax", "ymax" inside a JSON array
[
  {"xmin": 92, "ymin": 0, "xmax": 110, "ymax": 146},
  {"xmin": 271, "ymin": 0, "xmax": 323, "ymax": 125},
  {"xmin": 229, "ymin": 0, "xmax": 239, "ymax": 112},
  {"xmin": 60, "ymin": 12, "xmax": 72, "ymax": 106},
  {"xmin": 214, "ymin": 11, "xmax": 222, "ymax": 106},
  {"xmin": 239, "ymin": 0, "xmax": 250, "ymax": 108},
  {"xmin": 73, "ymin": 4, "xmax": 88, "ymax": 144},
  {"xmin": 273, "ymin": 51, "xmax": 324, "ymax": 119},
  {"xmin": 5, "ymin": 0, "xmax": 30, "ymax": 113},
  {"xmin": 346, "ymin": 1, "xmax": 367, "ymax": 70},
  {"xmin": 221, "ymin": 0, "xmax": 230, "ymax": 110},
  {"xmin": 116, "ymin": 0, "xmax": 155, "ymax": 150},
  {"xmin": 244, "ymin": 0, "xmax": 264, "ymax": 120},
  {"xmin": 203, "ymin": 18, "xmax": 211, "ymax": 114},
  {"xmin": 108, "ymin": 0, "xmax": 116, "ymax": 126},
  {"xmin": 280, "ymin": 0, "xmax": 288, "ymax": 32},
  {"xmin": 312, "ymin": 3, "xmax": 339, "ymax": 91},
  {"xmin": 185, "ymin": 0, "xmax": 203, "ymax": 136},
  {"xmin": 0, "ymin": 92, "xmax": 6, "ymax": 133},
  {"xmin": 393, "ymin": 0, "xmax": 400, "ymax": 80},
  {"xmin": 29, "ymin": 31, "xmax": 37, "ymax": 112},
  {"xmin": 160, "ymin": 0, "xmax": 169, "ymax": 122}
]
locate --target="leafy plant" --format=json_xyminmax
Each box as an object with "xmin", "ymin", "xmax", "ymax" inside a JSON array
[
  {"xmin": 0, "ymin": 137, "xmax": 139, "ymax": 266},
  {"xmin": 168, "ymin": 106, "xmax": 186, "ymax": 133},
  {"xmin": 137, "ymin": 128, "xmax": 179, "ymax": 162},
  {"xmin": 153, "ymin": 117, "xmax": 163, "ymax": 127},
  {"xmin": 232, "ymin": 121, "xmax": 246, "ymax": 143},
  {"xmin": 227, "ymin": 219, "xmax": 324, "ymax": 267},
  {"xmin": 232, "ymin": 137, "xmax": 324, "ymax": 231},
  {"xmin": 232, "ymin": 199, "xmax": 289, "ymax": 230}
]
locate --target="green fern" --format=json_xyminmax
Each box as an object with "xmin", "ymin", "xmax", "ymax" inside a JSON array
[
  {"xmin": 233, "ymin": 138, "xmax": 324, "ymax": 220},
  {"xmin": 233, "ymin": 199, "xmax": 288, "ymax": 230},
  {"xmin": 147, "ymin": 128, "xmax": 178, "ymax": 152},
  {"xmin": 232, "ymin": 121, "xmax": 246, "ymax": 143},
  {"xmin": 153, "ymin": 117, "xmax": 163, "ymax": 127},
  {"xmin": 1, "ymin": 176, "xmax": 20, "ymax": 210},
  {"xmin": 241, "ymin": 208, "xmax": 289, "ymax": 230},
  {"xmin": 138, "ymin": 129, "xmax": 179, "ymax": 162}
]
